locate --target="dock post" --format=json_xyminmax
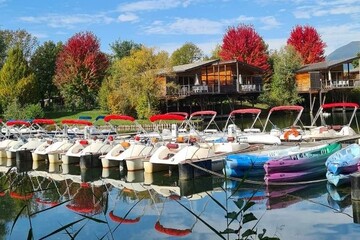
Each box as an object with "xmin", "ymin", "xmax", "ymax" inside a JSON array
[
  {"xmin": 351, "ymin": 172, "xmax": 360, "ymax": 223},
  {"xmin": 178, "ymin": 160, "xmax": 212, "ymax": 180}
]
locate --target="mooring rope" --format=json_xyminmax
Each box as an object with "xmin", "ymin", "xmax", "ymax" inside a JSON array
[{"xmin": 183, "ymin": 160, "xmax": 328, "ymax": 186}]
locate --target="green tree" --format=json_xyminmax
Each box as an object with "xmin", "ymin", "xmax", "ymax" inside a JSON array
[
  {"xmin": 0, "ymin": 29, "xmax": 38, "ymax": 61},
  {"xmin": 54, "ymin": 32, "xmax": 109, "ymax": 110},
  {"xmin": 103, "ymin": 46, "xmax": 171, "ymax": 118},
  {"xmin": 110, "ymin": 39, "xmax": 142, "ymax": 60},
  {"xmin": 260, "ymin": 45, "xmax": 303, "ymax": 106},
  {"xmin": 0, "ymin": 46, "xmax": 37, "ymax": 110},
  {"xmin": 0, "ymin": 34, "xmax": 6, "ymax": 68},
  {"xmin": 353, "ymin": 52, "xmax": 360, "ymax": 68},
  {"xmin": 170, "ymin": 42, "xmax": 204, "ymax": 66},
  {"xmin": 30, "ymin": 41, "xmax": 63, "ymax": 108}
]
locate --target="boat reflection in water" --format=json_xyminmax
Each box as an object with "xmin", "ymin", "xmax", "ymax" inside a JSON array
[{"xmin": 2, "ymin": 153, "xmax": 360, "ymax": 239}]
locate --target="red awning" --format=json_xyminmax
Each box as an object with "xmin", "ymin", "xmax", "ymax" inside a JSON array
[
  {"xmin": 229, "ymin": 108, "xmax": 261, "ymax": 115},
  {"xmin": 165, "ymin": 112, "xmax": 189, "ymax": 118},
  {"xmin": 32, "ymin": 119, "xmax": 56, "ymax": 125},
  {"xmin": 269, "ymin": 105, "xmax": 304, "ymax": 112},
  {"xmin": 190, "ymin": 110, "xmax": 217, "ymax": 117},
  {"xmin": 150, "ymin": 114, "xmax": 185, "ymax": 122},
  {"xmin": 321, "ymin": 102, "xmax": 359, "ymax": 109},
  {"xmin": 104, "ymin": 114, "xmax": 135, "ymax": 122},
  {"xmin": 6, "ymin": 120, "xmax": 31, "ymax": 127},
  {"xmin": 61, "ymin": 119, "xmax": 93, "ymax": 126}
]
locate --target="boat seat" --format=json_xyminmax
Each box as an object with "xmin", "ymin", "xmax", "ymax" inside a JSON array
[{"xmin": 329, "ymin": 125, "xmax": 342, "ymax": 130}]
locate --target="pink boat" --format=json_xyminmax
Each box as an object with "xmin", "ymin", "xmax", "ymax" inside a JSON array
[
  {"xmin": 264, "ymin": 142, "xmax": 341, "ymax": 174},
  {"xmin": 264, "ymin": 166, "xmax": 326, "ymax": 185}
]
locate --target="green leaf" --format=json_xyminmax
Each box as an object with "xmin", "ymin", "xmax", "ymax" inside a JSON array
[
  {"xmin": 242, "ymin": 201, "xmax": 256, "ymax": 212},
  {"xmin": 242, "ymin": 213, "xmax": 257, "ymax": 224},
  {"xmin": 242, "ymin": 229, "xmax": 257, "ymax": 238},
  {"xmin": 225, "ymin": 211, "xmax": 237, "ymax": 220},
  {"xmin": 39, "ymin": 218, "xmax": 85, "ymax": 240},
  {"xmin": 220, "ymin": 228, "xmax": 237, "ymax": 234},
  {"xmin": 233, "ymin": 199, "xmax": 245, "ymax": 209}
]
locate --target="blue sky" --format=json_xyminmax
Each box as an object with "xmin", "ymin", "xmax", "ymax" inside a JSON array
[{"xmin": 1, "ymin": 0, "xmax": 359, "ymax": 57}]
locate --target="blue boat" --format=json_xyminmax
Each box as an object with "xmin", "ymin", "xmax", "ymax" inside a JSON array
[
  {"xmin": 326, "ymin": 171, "xmax": 351, "ymax": 187},
  {"xmin": 325, "ymin": 143, "xmax": 360, "ymax": 175},
  {"xmin": 224, "ymin": 146, "xmax": 299, "ymax": 177}
]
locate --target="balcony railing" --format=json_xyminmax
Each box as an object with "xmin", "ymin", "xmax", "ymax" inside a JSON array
[{"xmin": 167, "ymin": 83, "xmax": 262, "ymax": 97}]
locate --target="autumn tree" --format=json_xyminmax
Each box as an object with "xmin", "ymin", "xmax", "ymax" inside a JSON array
[
  {"xmin": 170, "ymin": 42, "xmax": 203, "ymax": 66},
  {"xmin": 110, "ymin": 39, "xmax": 142, "ymax": 60},
  {"xmin": 30, "ymin": 41, "xmax": 63, "ymax": 108},
  {"xmin": 0, "ymin": 46, "xmax": 38, "ymax": 109},
  {"xmin": 287, "ymin": 25, "xmax": 326, "ymax": 64},
  {"xmin": 260, "ymin": 45, "xmax": 303, "ymax": 106},
  {"xmin": 102, "ymin": 46, "xmax": 171, "ymax": 118},
  {"xmin": 219, "ymin": 24, "xmax": 270, "ymax": 70},
  {"xmin": 54, "ymin": 32, "xmax": 109, "ymax": 110}
]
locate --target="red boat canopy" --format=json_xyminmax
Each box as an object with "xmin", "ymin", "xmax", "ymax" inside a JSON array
[
  {"xmin": 32, "ymin": 119, "xmax": 56, "ymax": 125},
  {"xmin": 149, "ymin": 114, "xmax": 185, "ymax": 122},
  {"xmin": 6, "ymin": 120, "xmax": 31, "ymax": 127},
  {"xmin": 61, "ymin": 119, "xmax": 93, "ymax": 126},
  {"xmin": 229, "ymin": 108, "xmax": 261, "ymax": 116},
  {"xmin": 104, "ymin": 114, "xmax": 135, "ymax": 122},
  {"xmin": 269, "ymin": 105, "xmax": 304, "ymax": 112},
  {"xmin": 155, "ymin": 221, "xmax": 192, "ymax": 236},
  {"xmin": 190, "ymin": 110, "xmax": 217, "ymax": 117},
  {"xmin": 166, "ymin": 112, "xmax": 189, "ymax": 118},
  {"xmin": 321, "ymin": 102, "xmax": 359, "ymax": 109}
]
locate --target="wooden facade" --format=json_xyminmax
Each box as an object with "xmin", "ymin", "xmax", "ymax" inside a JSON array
[
  {"xmin": 295, "ymin": 56, "xmax": 360, "ymax": 93},
  {"xmin": 163, "ymin": 59, "xmax": 263, "ymax": 98}
]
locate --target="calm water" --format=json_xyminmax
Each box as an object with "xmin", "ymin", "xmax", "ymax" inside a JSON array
[
  {"xmin": 1, "ymin": 111, "xmax": 360, "ymax": 240},
  {"xmin": 1, "ymin": 158, "xmax": 360, "ymax": 240}
]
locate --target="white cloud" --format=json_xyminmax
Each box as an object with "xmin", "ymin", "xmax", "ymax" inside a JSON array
[
  {"xmin": 31, "ymin": 32, "xmax": 48, "ymax": 39},
  {"xmin": 293, "ymin": 1, "xmax": 360, "ymax": 19},
  {"xmin": 118, "ymin": 13, "xmax": 139, "ymax": 22},
  {"xmin": 144, "ymin": 18, "xmax": 224, "ymax": 35},
  {"xmin": 265, "ymin": 38, "xmax": 287, "ymax": 52},
  {"xmin": 318, "ymin": 23, "xmax": 360, "ymax": 55},
  {"xmin": 118, "ymin": 0, "xmax": 195, "ymax": 12},
  {"xmin": 260, "ymin": 16, "xmax": 281, "ymax": 30},
  {"xmin": 19, "ymin": 14, "xmax": 115, "ymax": 29}
]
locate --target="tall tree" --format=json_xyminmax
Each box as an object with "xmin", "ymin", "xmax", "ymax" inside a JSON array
[
  {"xmin": 54, "ymin": 32, "xmax": 109, "ymax": 110},
  {"xmin": 0, "ymin": 46, "xmax": 37, "ymax": 109},
  {"xmin": 0, "ymin": 29, "xmax": 38, "ymax": 61},
  {"xmin": 287, "ymin": 25, "xmax": 326, "ymax": 64},
  {"xmin": 110, "ymin": 39, "xmax": 142, "ymax": 60},
  {"xmin": 170, "ymin": 42, "xmax": 203, "ymax": 66},
  {"xmin": 353, "ymin": 52, "xmax": 360, "ymax": 68},
  {"xmin": 260, "ymin": 45, "xmax": 303, "ymax": 106},
  {"xmin": 0, "ymin": 34, "xmax": 6, "ymax": 68},
  {"xmin": 103, "ymin": 46, "xmax": 171, "ymax": 118},
  {"xmin": 219, "ymin": 24, "xmax": 270, "ymax": 70},
  {"xmin": 30, "ymin": 41, "xmax": 63, "ymax": 108}
]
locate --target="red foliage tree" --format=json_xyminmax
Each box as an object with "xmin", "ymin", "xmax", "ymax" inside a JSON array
[
  {"xmin": 219, "ymin": 24, "xmax": 270, "ymax": 71},
  {"xmin": 287, "ymin": 25, "xmax": 326, "ymax": 64},
  {"xmin": 54, "ymin": 31, "xmax": 109, "ymax": 109}
]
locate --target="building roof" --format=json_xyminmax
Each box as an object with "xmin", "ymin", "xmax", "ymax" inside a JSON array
[
  {"xmin": 297, "ymin": 56, "xmax": 360, "ymax": 73},
  {"xmin": 172, "ymin": 59, "xmax": 219, "ymax": 73}
]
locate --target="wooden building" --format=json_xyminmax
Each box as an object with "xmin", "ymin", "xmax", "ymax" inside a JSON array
[
  {"xmin": 159, "ymin": 59, "xmax": 264, "ymax": 113},
  {"xmin": 296, "ymin": 56, "xmax": 360, "ymax": 93},
  {"xmin": 295, "ymin": 56, "xmax": 360, "ymax": 109}
]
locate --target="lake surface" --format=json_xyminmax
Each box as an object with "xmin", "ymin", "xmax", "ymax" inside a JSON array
[{"xmin": 1, "ymin": 158, "xmax": 360, "ymax": 240}]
